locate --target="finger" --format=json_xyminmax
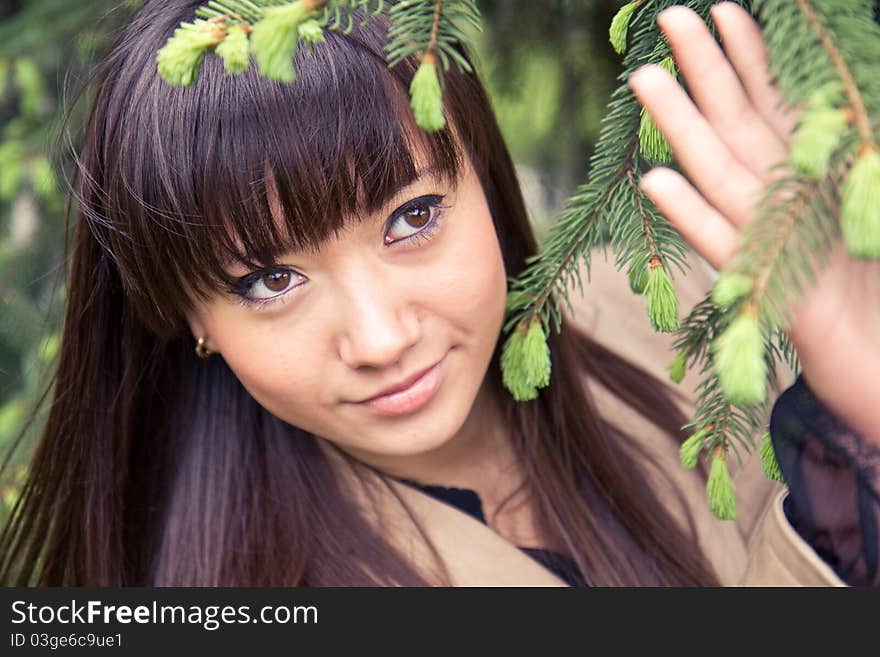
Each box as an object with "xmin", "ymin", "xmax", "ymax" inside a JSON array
[
  {"xmin": 711, "ymin": 2, "xmax": 800, "ymax": 143},
  {"xmin": 656, "ymin": 5, "xmax": 788, "ymax": 182},
  {"xmin": 629, "ymin": 64, "xmax": 763, "ymax": 228},
  {"xmin": 640, "ymin": 167, "xmax": 739, "ymax": 271}
]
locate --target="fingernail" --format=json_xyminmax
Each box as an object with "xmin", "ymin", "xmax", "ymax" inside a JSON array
[
  {"xmin": 657, "ymin": 5, "xmax": 688, "ymax": 25},
  {"xmin": 639, "ymin": 168, "xmax": 670, "ymax": 195},
  {"xmin": 639, "ymin": 168, "xmax": 659, "ymax": 192}
]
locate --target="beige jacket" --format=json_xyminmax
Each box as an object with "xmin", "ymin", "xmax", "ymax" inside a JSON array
[{"xmin": 338, "ymin": 249, "xmax": 846, "ymax": 587}]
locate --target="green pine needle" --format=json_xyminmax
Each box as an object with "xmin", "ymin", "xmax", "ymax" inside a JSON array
[
  {"xmin": 215, "ymin": 24, "xmax": 251, "ymax": 75},
  {"xmin": 759, "ymin": 432, "xmax": 785, "ymax": 483},
  {"xmin": 409, "ymin": 57, "xmax": 445, "ymax": 132},
  {"xmin": 841, "ymin": 148, "xmax": 880, "ymax": 259},
  {"xmin": 250, "ymin": 1, "xmax": 311, "ymax": 83},
  {"xmin": 501, "ymin": 319, "xmax": 552, "ymax": 402},
  {"xmin": 609, "ymin": 1, "xmax": 639, "ymax": 55},
  {"xmin": 712, "ymin": 310, "xmax": 767, "ymax": 406},
  {"xmin": 645, "ymin": 264, "xmax": 679, "ymax": 332},
  {"xmin": 711, "ymin": 272, "xmax": 754, "ymax": 309},
  {"xmin": 707, "ymin": 453, "xmax": 737, "ymax": 520}
]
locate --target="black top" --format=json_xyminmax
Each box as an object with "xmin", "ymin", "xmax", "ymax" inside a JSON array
[
  {"xmin": 399, "ymin": 375, "xmax": 880, "ymax": 587},
  {"xmin": 397, "ymin": 480, "xmax": 587, "ymax": 587},
  {"xmin": 770, "ymin": 375, "xmax": 880, "ymax": 586}
]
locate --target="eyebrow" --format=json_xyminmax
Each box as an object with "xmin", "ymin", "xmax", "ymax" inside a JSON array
[
  {"xmin": 380, "ymin": 164, "xmax": 447, "ymax": 211},
  {"xmin": 221, "ymin": 164, "xmax": 450, "ymax": 270}
]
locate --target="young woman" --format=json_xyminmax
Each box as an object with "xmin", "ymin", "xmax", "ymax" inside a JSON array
[{"xmin": 1, "ymin": 0, "xmax": 877, "ymax": 586}]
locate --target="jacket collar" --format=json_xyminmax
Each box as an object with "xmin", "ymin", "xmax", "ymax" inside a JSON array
[{"xmin": 326, "ymin": 444, "xmax": 569, "ymax": 586}]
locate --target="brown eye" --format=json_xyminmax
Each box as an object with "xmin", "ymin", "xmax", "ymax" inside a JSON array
[
  {"xmin": 404, "ymin": 204, "xmax": 431, "ymax": 228},
  {"xmin": 263, "ymin": 270, "xmax": 291, "ymax": 292},
  {"xmin": 385, "ymin": 195, "xmax": 445, "ymax": 245},
  {"xmin": 243, "ymin": 268, "xmax": 305, "ymax": 302}
]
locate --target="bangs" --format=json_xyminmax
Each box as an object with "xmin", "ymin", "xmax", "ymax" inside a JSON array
[{"xmin": 100, "ymin": 13, "xmax": 463, "ymax": 324}]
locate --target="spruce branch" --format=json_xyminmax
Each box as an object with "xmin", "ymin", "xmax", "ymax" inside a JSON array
[
  {"xmin": 503, "ymin": 135, "xmax": 637, "ymax": 339},
  {"xmin": 754, "ymin": 0, "xmax": 880, "ymax": 256},
  {"xmin": 502, "ymin": 0, "xmax": 700, "ymax": 400},
  {"xmin": 675, "ymin": 293, "xmax": 774, "ymax": 452},
  {"xmin": 627, "ymin": 169, "xmax": 658, "ymax": 266},
  {"xmin": 386, "ymin": 1, "xmax": 482, "ymax": 130},
  {"xmin": 707, "ymin": 443, "xmax": 736, "ymax": 519},
  {"xmin": 386, "ymin": 0, "xmax": 480, "ymax": 72},
  {"xmin": 155, "ymin": 1, "xmax": 480, "ymax": 131},
  {"xmin": 792, "ymin": 0, "xmax": 875, "ymax": 148},
  {"xmin": 665, "ymin": 0, "xmax": 879, "ymax": 517}
]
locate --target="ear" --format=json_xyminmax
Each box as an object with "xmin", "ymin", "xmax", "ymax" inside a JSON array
[{"xmin": 185, "ymin": 309, "xmax": 208, "ymax": 344}]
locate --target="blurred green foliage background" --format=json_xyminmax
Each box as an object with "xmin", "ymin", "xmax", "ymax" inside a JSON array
[{"xmin": 0, "ymin": 0, "xmax": 622, "ymax": 522}]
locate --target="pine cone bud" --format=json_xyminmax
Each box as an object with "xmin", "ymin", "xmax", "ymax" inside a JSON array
[
  {"xmin": 501, "ymin": 319, "xmax": 552, "ymax": 401},
  {"xmin": 707, "ymin": 450, "xmax": 737, "ymax": 520},
  {"xmin": 712, "ymin": 310, "xmax": 767, "ymax": 405},
  {"xmin": 679, "ymin": 427, "xmax": 708, "ymax": 470},
  {"xmin": 628, "ymin": 264, "xmax": 648, "ymax": 294},
  {"xmin": 711, "ymin": 272, "xmax": 753, "ymax": 309},
  {"xmin": 637, "ymin": 58, "xmax": 675, "ymax": 163},
  {"xmin": 790, "ymin": 107, "xmax": 848, "ymax": 179},
  {"xmin": 667, "ymin": 349, "xmax": 687, "ymax": 384},
  {"xmin": 215, "ymin": 24, "xmax": 250, "ymax": 75},
  {"xmin": 410, "ymin": 56, "xmax": 445, "ymax": 132},
  {"xmin": 841, "ymin": 147, "xmax": 880, "ymax": 259},
  {"xmin": 298, "ymin": 19, "xmax": 325, "ymax": 46},
  {"xmin": 638, "ymin": 108, "xmax": 672, "ymax": 163},
  {"xmin": 157, "ymin": 20, "xmax": 224, "ymax": 86},
  {"xmin": 250, "ymin": 1, "xmax": 310, "ymax": 83},
  {"xmin": 759, "ymin": 432, "xmax": 785, "ymax": 484},
  {"xmin": 645, "ymin": 262, "xmax": 679, "ymax": 332},
  {"xmin": 609, "ymin": 1, "xmax": 639, "ymax": 55}
]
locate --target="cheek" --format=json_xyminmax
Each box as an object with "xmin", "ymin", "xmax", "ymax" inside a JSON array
[
  {"xmin": 205, "ymin": 317, "xmax": 329, "ymax": 426},
  {"xmin": 435, "ymin": 206, "xmax": 508, "ymax": 338}
]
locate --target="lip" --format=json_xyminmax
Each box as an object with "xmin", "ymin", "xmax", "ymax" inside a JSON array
[{"xmin": 358, "ymin": 355, "xmax": 446, "ymax": 416}]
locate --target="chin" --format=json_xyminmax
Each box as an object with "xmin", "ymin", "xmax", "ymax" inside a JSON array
[
  {"xmin": 370, "ymin": 402, "xmax": 466, "ymax": 457},
  {"xmin": 349, "ymin": 379, "xmax": 478, "ymax": 459}
]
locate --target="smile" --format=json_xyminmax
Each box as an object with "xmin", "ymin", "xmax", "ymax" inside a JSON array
[{"xmin": 359, "ymin": 354, "xmax": 447, "ymax": 416}]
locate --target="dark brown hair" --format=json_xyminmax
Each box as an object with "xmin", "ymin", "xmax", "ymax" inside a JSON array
[{"xmin": 0, "ymin": 0, "xmax": 718, "ymax": 586}]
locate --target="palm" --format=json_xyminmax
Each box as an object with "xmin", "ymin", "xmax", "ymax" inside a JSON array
[{"xmin": 629, "ymin": 3, "xmax": 880, "ymax": 446}]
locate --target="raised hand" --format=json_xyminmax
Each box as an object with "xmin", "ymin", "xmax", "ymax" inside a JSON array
[{"xmin": 628, "ymin": 3, "xmax": 880, "ymax": 446}]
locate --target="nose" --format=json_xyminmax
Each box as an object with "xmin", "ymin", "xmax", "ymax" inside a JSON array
[{"xmin": 335, "ymin": 264, "xmax": 422, "ymax": 370}]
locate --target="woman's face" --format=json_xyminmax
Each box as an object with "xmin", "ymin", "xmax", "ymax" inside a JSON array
[{"xmin": 187, "ymin": 155, "xmax": 509, "ymax": 464}]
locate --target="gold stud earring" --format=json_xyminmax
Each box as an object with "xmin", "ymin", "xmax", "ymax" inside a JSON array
[{"xmin": 195, "ymin": 336, "xmax": 214, "ymax": 359}]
